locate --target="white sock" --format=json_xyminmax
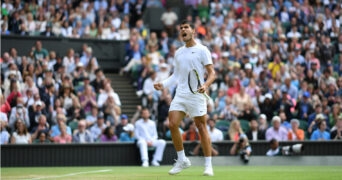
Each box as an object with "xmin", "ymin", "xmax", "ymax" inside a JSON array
[
  {"xmin": 204, "ymin": 157, "xmax": 212, "ymax": 167},
  {"xmin": 177, "ymin": 150, "xmax": 186, "ymax": 161}
]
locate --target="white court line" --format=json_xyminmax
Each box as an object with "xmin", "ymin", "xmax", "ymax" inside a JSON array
[{"xmin": 28, "ymin": 169, "xmax": 112, "ymax": 180}]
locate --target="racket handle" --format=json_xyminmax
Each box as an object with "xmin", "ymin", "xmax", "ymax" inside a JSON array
[{"xmin": 202, "ymin": 92, "xmax": 210, "ymax": 100}]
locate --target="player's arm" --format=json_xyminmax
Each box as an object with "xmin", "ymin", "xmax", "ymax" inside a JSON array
[
  {"xmin": 154, "ymin": 62, "xmax": 179, "ymax": 90},
  {"xmin": 198, "ymin": 64, "xmax": 216, "ymax": 94}
]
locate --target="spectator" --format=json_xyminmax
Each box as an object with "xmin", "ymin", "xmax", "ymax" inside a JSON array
[
  {"xmin": 310, "ymin": 120, "xmax": 330, "ymax": 141},
  {"xmin": 0, "ymin": 120, "xmax": 10, "ymax": 144},
  {"xmin": 115, "ymin": 114, "xmax": 129, "ymax": 138},
  {"xmin": 119, "ymin": 123, "xmax": 136, "ymax": 142},
  {"xmin": 295, "ymin": 91, "xmax": 314, "ymax": 121},
  {"xmin": 330, "ymin": 115, "xmax": 342, "ymax": 140},
  {"xmin": 134, "ymin": 108, "xmax": 166, "ymax": 167},
  {"xmin": 246, "ymin": 119, "xmax": 265, "ymax": 141},
  {"xmin": 30, "ymin": 114, "xmax": 49, "ymax": 140},
  {"xmin": 288, "ymin": 119, "xmax": 305, "ymax": 141},
  {"xmin": 100, "ymin": 126, "xmax": 117, "ymax": 142},
  {"xmin": 160, "ymin": 6, "xmax": 178, "ymax": 37},
  {"xmin": 9, "ymin": 99, "xmax": 30, "ymax": 131},
  {"xmin": 10, "ymin": 119, "xmax": 31, "ymax": 144},
  {"xmin": 50, "ymin": 114, "xmax": 72, "ymax": 138},
  {"xmin": 228, "ymin": 119, "xmax": 245, "ymax": 141},
  {"xmin": 79, "ymin": 85, "xmax": 97, "ymax": 115},
  {"xmin": 266, "ymin": 116, "xmax": 288, "ymax": 141},
  {"xmin": 53, "ymin": 123, "xmax": 72, "ymax": 144},
  {"xmin": 85, "ymin": 107, "xmax": 99, "ymax": 128},
  {"xmin": 28, "ymin": 100, "xmax": 47, "ymax": 132},
  {"xmin": 230, "ymin": 134, "xmax": 252, "ymax": 164},
  {"xmin": 32, "ymin": 130, "xmax": 51, "ymax": 144},
  {"xmin": 72, "ymin": 120, "xmax": 93, "ymax": 143},
  {"xmin": 266, "ymin": 138, "xmax": 282, "ymax": 156},
  {"xmin": 90, "ymin": 112, "xmax": 107, "ymax": 142}
]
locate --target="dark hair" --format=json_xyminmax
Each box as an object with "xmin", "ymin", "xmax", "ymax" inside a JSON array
[
  {"xmin": 103, "ymin": 126, "xmax": 114, "ymax": 139},
  {"xmin": 180, "ymin": 19, "xmax": 194, "ymax": 29},
  {"xmin": 269, "ymin": 138, "xmax": 278, "ymax": 145}
]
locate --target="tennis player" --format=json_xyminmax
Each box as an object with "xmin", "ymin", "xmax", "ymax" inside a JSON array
[{"xmin": 154, "ymin": 20, "xmax": 216, "ymax": 176}]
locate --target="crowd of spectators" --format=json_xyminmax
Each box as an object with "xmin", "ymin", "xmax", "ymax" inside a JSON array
[{"xmin": 1, "ymin": 0, "xmax": 342, "ymax": 147}]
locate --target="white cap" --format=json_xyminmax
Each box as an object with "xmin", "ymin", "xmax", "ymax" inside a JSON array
[
  {"xmin": 264, "ymin": 93, "xmax": 272, "ymax": 99},
  {"xmin": 222, "ymin": 52, "xmax": 229, "ymax": 57},
  {"xmin": 77, "ymin": 62, "xmax": 84, "ymax": 67},
  {"xmin": 123, "ymin": 123, "xmax": 134, "ymax": 132},
  {"xmin": 35, "ymin": 101, "xmax": 42, "ymax": 106},
  {"xmin": 259, "ymin": 114, "xmax": 267, "ymax": 120},
  {"xmin": 245, "ymin": 63, "xmax": 252, "ymax": 70}
]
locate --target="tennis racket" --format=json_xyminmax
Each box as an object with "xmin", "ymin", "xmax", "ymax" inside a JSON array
[{"xmin": 188, "ymin": 69, "xmax": 210, "ymax": 100}]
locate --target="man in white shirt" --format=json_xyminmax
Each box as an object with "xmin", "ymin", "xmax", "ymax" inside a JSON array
[
  {"xmin": 134, "ymin": 108, "xmax": 166, "ymax": 167},
  {"xmin": 160, "ymin": 7, "xmax": 178, "ymax": 37},
  {"xmin": 154, "ymin": 20, "xmax": 216, "ymax": 176}
]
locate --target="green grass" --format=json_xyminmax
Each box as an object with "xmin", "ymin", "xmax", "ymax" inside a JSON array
[{"xmin": 1, "ymin": 166, "xmax": 341, "ymax": 180}]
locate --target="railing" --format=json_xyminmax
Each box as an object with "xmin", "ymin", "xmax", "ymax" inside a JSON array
[{"xmin": 2, "ymin": 141, "xmax": 341, "ymax": 167}]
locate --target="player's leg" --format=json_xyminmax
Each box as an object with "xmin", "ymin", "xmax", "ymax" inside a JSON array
[
  {"xmin": 168, "ymin": 110, "xmax": 191, "ymax": 175},
  {"xmin": 168, "ymin": 111, "xmax": 185, "ymax": 151},
  {"xmin": 194, "ymin": 115, "xmax": 214, "ymax": 176}
]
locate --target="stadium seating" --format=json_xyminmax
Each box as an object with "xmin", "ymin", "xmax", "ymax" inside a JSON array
[{"xmin": 239, "ymin": 119, "xmax": 250, "ymax": 133}]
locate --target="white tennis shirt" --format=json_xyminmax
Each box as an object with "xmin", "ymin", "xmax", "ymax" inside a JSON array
[{"xmin": 162, "ymin": 43, "xmax": 213, "ymax": 95}]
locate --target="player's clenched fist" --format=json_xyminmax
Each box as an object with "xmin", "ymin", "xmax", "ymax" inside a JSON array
[{"xmin": 154, "ymin": 82, "xmax": 163, "ymax": 90}]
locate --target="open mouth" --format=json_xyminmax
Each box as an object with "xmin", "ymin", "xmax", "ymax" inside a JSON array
[{"xmin": 182, "ymin": 33, "xmax": 187, "ymax": 37}]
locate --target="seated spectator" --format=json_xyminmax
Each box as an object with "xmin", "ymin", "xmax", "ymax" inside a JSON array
[
  {"xmin": 50, "ymin": 114, "xmax": 72, "ymax": 138},
  {"xmin": 330, "ymin": 115, "xmax": 342, "ymax": 140},
  {"xmin": 310, "ymin": 120, "xmax": 330, "ymax": 141},
  {"xmin": 0, "ymin": 120, "xmax": 10, "ymax": 144},
  {"xmin": 28, "ymin": 100, "xmax": 48, "ymax": 132},
  {"xmin": 90, "ymin": 112, "xmax": 107, "ymax": 142},
  {"xmin": 97, "ymin": 81, "xmax": 121, "ymax": 108},
  {"xmin": 266, "ymin": 138, "xmax": 282, "ymax": 156},
  {"xmin": 228, "ymin": 119, "xmax": 245, "ymax": 141},
  {"xmin": 72, "ymin": 120, "xmax": 93, "ymax": 143},
  {"xmin": 288, "ymin": 119, "xmax": 305, "ymax": 141},
  {"xmin": 90, "ymin": 68, "xmax": 105, "ymax": 94},
  {"xmin": 266, "ymin": 116, "xmax": 288, "ymax": 141},
  {"xmin": 30, "ymin": 114, "xmax": 49, "ymax": 139},
  {"xmin": 182, "ymin": 120, "xmax": 200, "ymax": 142},
  {"xmin": 246, "ymin": 119, "xmax": 265, "ymax": 141},
  {"xmin": 119, "ymin": 123, "xmax": 136, "ymax": 142},
  {"xmin": 134, "ymin": 108, "xmax": 166, "ymax": 167},
  {"xmin": 115, "ymin": 114, "xmax": 129, "ymax": 138},
  {"xmin": 100, "ymin": 126, "xmax": 118, "ymax": 142},
  {"xmin": 279, "ymin": 111, "xmax": 291, "ymax": 130},
  {"xmin": 53, "ymin": 123, "xmax": 72, "ymax": 144},
  {"xmin": 230, "ymin": 135, "xmax": 252, "ymax": 163},
  {"xmin": 9, "ymin": 99, "xmax": 30, "ymax": 131},
  {"xmin": 10, "ymin": 119, "xmax": 31, "ymax": 144},
  {"xmin": 32, "ymin": 130, "xmax": 51, "ymax": 144},
  {"xmin": 79, "ymin": 85, "xmax": 97, "ymax": 115},
  {"xmin": 308, "ymin": 113, "xmax": 328, "ymax": 135},
  {"xmin": 103, "ymin": 94, "xmax": 121, "ymax": 126},
  {"xmin": 85, "ymin": 107, "xmax": 99, "ymax": 128}
]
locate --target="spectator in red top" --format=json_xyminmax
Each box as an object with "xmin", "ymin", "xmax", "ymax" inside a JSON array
[
  {"xmin": 236, "ymin": 0, "xmax": 251, "ymax": 18},
  {"xmin": 0, "ymin": 94, "xmax": 11, "ymax": 114},
  {"xmin": 227, "ymin": 77, "xmax": 240, "ymax": 97}
]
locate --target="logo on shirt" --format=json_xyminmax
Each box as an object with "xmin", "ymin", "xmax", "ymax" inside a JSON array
[{"xmin": 192, "ymin": 52, "xmax": 195, "ymax": 54}]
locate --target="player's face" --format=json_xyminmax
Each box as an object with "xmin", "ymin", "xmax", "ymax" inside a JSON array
[{"xmin": 180, "ymin": 24, "xmax": 194, "ymax": 42}]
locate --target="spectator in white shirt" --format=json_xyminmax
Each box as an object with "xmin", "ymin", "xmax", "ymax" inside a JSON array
[{"xmin": 134, "ymin": 108, "xmax": 166, "ymax": 167}]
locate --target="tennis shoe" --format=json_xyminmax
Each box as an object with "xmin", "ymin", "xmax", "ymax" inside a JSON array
[
  {"xmin": 151, "ymin": 161, "xmax": 160, "ymax": 166},
  {"xmin": 142, "ymin": 161, "xmax": 149, "ymax": 167},
  {"xmin": 168, "ymin": 158, "xmax": 191, "ymax": 175},
  {"xmin": 203, "ymin": 166, "xmax": 214, "ymax": 176}
]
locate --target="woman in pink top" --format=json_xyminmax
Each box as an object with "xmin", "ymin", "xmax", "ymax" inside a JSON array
[{"xmin": 53, "ymin": 124, "xmax": 72, "ymax": 144}]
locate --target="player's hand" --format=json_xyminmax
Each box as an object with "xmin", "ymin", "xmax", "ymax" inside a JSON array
[
  {"xmin": 154, "ymin": 82, "xmax": 164, "ymax": 90},
  {"xmin": 197, "ymin": 84, "xmax": 207, "ymax": 94}
]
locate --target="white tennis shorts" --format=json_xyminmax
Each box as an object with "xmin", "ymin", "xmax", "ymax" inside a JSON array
[{"xmin": 169, "ymin": 92, "xmax": 207, "ymax": 118}]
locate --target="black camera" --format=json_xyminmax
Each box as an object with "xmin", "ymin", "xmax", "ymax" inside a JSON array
[{"xmin": 239, "ymin": 150, "xmax": 249, "ymax": 164}]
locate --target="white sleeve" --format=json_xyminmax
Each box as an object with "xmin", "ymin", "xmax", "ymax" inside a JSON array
[{"xmin": 162, "ymin": 60, "xmax": 179, "ymax": 88}]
